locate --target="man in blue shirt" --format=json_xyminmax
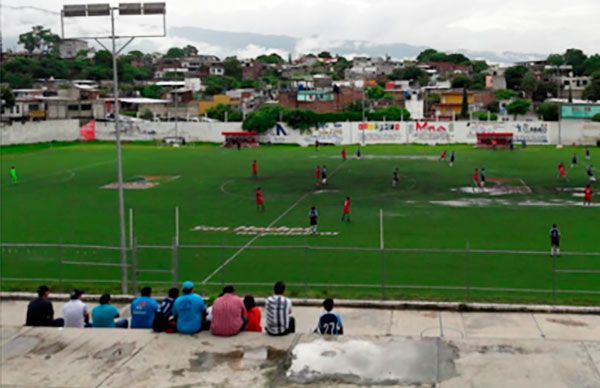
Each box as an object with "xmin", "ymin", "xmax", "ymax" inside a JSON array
[
  {"xmin": 315, "ymin": 298, "xmax": 344, "ymax": 335},
  {"xmin": 92, "ymin": 294, "xmax": 128, "ymax": 328},
  {"xmin": 173, "ymin": 281, "xmax": 206, "ymax": 335},
  {"xmin": 131, "ymin": 287, "xmax": 159, "ymax": 329}
]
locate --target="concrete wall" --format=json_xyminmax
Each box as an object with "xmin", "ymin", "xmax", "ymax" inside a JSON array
[
  {"xmin": 2, "ymin": 119, "xmax": 599, "ymax": 147},
  {"xmin": 0, "ymin": 120, "xmax": 80, "ymax": 146}
]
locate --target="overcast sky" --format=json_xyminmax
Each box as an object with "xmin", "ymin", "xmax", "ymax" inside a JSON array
[{"xmin": 2, "ymin": 0, "xmax": 599, "ymax": 56}]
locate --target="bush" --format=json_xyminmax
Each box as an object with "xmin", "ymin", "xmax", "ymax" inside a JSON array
[
  {"xmin": 592, "ymin": 113, "xmax": 600, "ymax": 122},
  {"xmin": 537, "ymin": 102, "xmax": 559, "ymax": 121},
  {"xmin": 473, "ymin": 112, "xmax": 498, "ymax": 121}
]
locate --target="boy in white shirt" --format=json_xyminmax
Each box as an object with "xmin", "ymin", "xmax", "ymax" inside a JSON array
[{"xmin": 63, "ymin": 289, "xmax": 91, "ymax": 328}]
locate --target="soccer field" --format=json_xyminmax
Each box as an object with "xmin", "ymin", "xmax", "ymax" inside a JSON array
[{"xmin": 1, "ymin": 142, "xmax": 599, "ymax": 305}]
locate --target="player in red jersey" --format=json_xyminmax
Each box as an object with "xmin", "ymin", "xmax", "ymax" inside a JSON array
[
  {"xmin": 252, "ymin": 160, "xmax": 258, "ymax": 178},
  {"xmin": 439, "ymin": 150, "xmax": 447, "ymax": 162},
  {"xmin": 472, "ymin": 168, "xmax": 480, "ymax": 192},
  {"xmin": 255, "ymin": 187, "xmax": 265, "ymax": 211},
  {"xmin": 558, "ymin": 162, "xmax": 566, "ymax": 179},
  {"xmin": 583, "ymin": 184, "xmax": 593, "ymax": 206},
  {"xmin": 315, "ymin": 165, "xmax": 321, "ymax": 187},
  {"xmin": 341, "ymin": 148, "xmax": 347, "ymax": 161},
  {"xmin": 341, "ymin": 197, "xmax": 351, "ymax": 222}
]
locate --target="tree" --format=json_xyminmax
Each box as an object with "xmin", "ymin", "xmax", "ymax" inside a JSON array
[
  {"xmin": 18, "ymin": 26, "xmax": 59, "ymax": 54},
  {"xmin": 0, "ymin": 86, "xmax": 16, "ymax": 109},
  {"xmin": 242, "ymin": 105, "xmax": 282, "ymax": 133},
  {"xmin": 256, "ymin": 53, "xmax": 284, "ymax": 65},
  {"xmin": 582, "ymin": 74, "xmax": 600, "ymax": 101},
  {"xmin": 204, "ymin": 76, "xmax": 240, "ymax": 95},
  {"xmin": 128, "ymin": 50, "xmax": 144, "ymax": 59},
  {"xmin": 165, "ymin": 47, "xmax": 185, "ymax": 58},
  {"xmin": 583, "ymin": 55, "xmax": 600, "ymax": 76},
  {"xmin": 460, "ymin": 87, "xmax": 469, "ymax": 119},
  {"xmin": 206, "ymin": 104, "xmax": 243, "ymax": 122},
  {"xmin": 470, "ymin": 60, "xmax": 489, "ymax": 74},
  {"xmin": 506, "ymin": 99, "xmax": 531, "ymax": 119},
  {"xmin": 366, "ymin": 85, "xmax": 392, "ymax": 100},
  {"xmin": 317, "ymin": 51, "xmax": 332, "ymax": 59},
  {"xmin": 222, "ymin": 56, "xmax": 242, "ymax": 80},
  {"xmin": 504, "ymin": 66, "xmax": 529, "ymax": 90},
  {"xmin": 495, "ymin": 89, "xmax": 517, "ymax": 100},
  {"xmin": 532, "ymin": 81, "xmax": 556, "ymax": 102},
  {"xmin": 592, "ymin": 113, "xmax": 600, "ymax": 122},
  {"xmin": 389, "ymin": 66, "xmax": 429, "ymax": 85},
  {"xmin": 140, "ymin": 109, "xmax": 154, "ymax": 120},
  {"xmin": 451, "ymin": 75, "xmax": 471, "ymax": 89},
  {"xmin": 140, "ymin": 85, "xmax": 164, "ymax": 99},
  {"xmin": 416, "ymin": 49, "xmax": 448, "ymax": 63},
  {"xmin": 520, "ymin": 72, "xmax": 538, "ymax": 98},
  {"xmin": 564, "ymin": 48, "xmax": 587, "ymax": 76},
  {"xmin": 368, "ymin": 106, "xmax": 411, "ymax": 121},
  {"xmin": 282, "ymin": 109, "xmax": 318, "ymax": 131},
  {"xmin": 537, "ymin": 102, "xmax": 560, "ymax": 121},
  {"xmin": 182, "ymin": 45, "xmax": 198, "ymax": 57},
  {"xmin": 446, "ymin": 53, "xmax": 471, "ymax": 65},
  {"xmin": 547, "ymin": 53, "xmax": 565, "ymax": 66}
]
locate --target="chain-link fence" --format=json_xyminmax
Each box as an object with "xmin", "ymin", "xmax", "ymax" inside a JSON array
[{"xmin": 1, "ymin": 242, "xmax": 599, "ymax": 305}]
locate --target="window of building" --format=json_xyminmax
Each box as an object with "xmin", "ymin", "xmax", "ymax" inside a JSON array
[{"xmin": 68, "ymin": 104, "xmax": 80, "ymax": 111}]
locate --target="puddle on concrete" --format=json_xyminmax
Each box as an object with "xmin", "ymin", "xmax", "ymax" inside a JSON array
[
  {"xmin": 546, "ymin": 318, "xmax": 588, "ymax": 327},
  {"xmin": 93, "ymin": 342, "xmax": 135, "ymax": 361},
  {"xmin": 188, "ymin": 346, "xmax": 287, "ymax": 374},
  {"xmin": 284, "ymin": 337, "xmax": 458, "ymax": 385}
]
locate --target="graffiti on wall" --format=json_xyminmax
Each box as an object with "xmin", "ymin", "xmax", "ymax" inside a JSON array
[
  {"xmin": 409, "ymin": 121, "xmax": 453, "ymax": 143},
  {"xmin": 304, "ymin": 122, "xmax": 345, "ymax": 144},
  {"xmin": 513, "ymin": 122, "xmax": 549, "ymax": 144},
  {"xmin": 466, "ymin": 123, "xmax": 504, "ymax": 140},
  {"xmin": 357, "ymin": 122, "xmax": 404, "ymax": 143}
]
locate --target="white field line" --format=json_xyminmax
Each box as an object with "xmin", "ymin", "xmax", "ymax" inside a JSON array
[
  {"xmin": 11, "ymin": 159, "xmax": 115, "ymax": 185},
  {"xmin": 202, "ymin": 162, "xmax": 347, "ymax": 284}
]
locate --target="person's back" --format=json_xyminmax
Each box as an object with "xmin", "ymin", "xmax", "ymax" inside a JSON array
[
  {"xmin": 173, "ymin": 282, "xmax": 206, "ymax": 334},
  {"xmin": 153, "ymin": 287, "xmax": 179, "ymax": 332},
  {"xmin": 26, "ymin": 297, "xmax": 54, "ymax": 326},
  {"xmin": 63, "ymin": 290, "xmax": 88, "ymax": 328},
  {"xmin": 92, "ymin": 304, "xmax": 119, "ymax": 328},
  {"xmin": 244, "ymin": 295, "xmax": 262, "ymax": 333},
  {"xmin": 131, "ymin": 287, "xmax": 159, "ymax": 329},
  {"xmin": 211, "ymin": 287, "xmax": 245, "ymax": 337},
  {"xmin": 265, "ymin": 281, "xmax": 294, "ymax": 336},
  {"xmin": 316, "ymin": 298, "xmax": 344, "ymax": 335}
]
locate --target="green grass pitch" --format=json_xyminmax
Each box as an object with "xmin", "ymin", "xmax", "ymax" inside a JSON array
[{"xmin": 1, "ymin": 142, "xmax": 599, "ymax": 305}]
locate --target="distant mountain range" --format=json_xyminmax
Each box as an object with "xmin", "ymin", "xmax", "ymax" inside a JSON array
[{"xmin": 166, "ymin": 26, "xmax": 547, "ymax": 64}]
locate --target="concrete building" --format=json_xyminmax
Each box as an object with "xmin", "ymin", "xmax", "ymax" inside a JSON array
[{"xmin": 278, "ymin": 87, "xmax": 365, "ymax": 114}]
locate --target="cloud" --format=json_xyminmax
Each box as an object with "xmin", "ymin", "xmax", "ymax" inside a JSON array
[{"xmin": 234, "ymin": 44, "xmax": 288, "ymax": 60}]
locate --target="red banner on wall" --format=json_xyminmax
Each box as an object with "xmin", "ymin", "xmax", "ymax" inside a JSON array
[{"xmin": 80, "ymin": 120, "xmax": 96, "ymax": 141}]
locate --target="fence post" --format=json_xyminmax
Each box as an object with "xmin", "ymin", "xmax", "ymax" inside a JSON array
[
  {"xmin": 304, "ymin": 243, "xmax": 309, "ymax": 299},
  {"xmin": 59, "ymin": 242, "xmax": 64, "ymax": 291},
  {"xmin": 172, "ymin": 237, "xmax": 179, "ymax": 288},
  {"xmin": 131, "ymin": 237, "xmax": 138, "ymax": 293},
  {"xmin": 380, "ymin": 209, "xmax": 385, "ymax": 300},
  {"xmin": 552, "ymin": 253, "xmax": 557, "ymax": 305},
  {"xmin": 464, "ymin": 241, "xmax": 471, "ymax": 300}
]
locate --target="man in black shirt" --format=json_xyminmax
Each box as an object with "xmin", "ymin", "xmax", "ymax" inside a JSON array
[
  {"xmin": 26, "ymin": 285, "xmax": 64, "ymax": 327},
  {"xmin": 550, "ymin": 224, "xmax": 561, "ymax": 257}
]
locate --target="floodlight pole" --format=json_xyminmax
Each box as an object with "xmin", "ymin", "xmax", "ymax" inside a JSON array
[{"xmin": 61, "ymin": 3, "xmax": 166, "ymax": 295}]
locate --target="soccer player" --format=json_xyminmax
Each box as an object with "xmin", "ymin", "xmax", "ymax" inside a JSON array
[
  {"xmin": 587, "ymin": 165, "xmax": 596, "ymax": 182},
  {"xmin": 251, "ymin": 160, "xmax": 258, "ymax": 178},
  {"xmin": 472, "ymin": 168, "xmax": 480, "ymax": 192},
  {"xmin": 315, "ymin": 166, "xmax": 322, "ymax": 187},
  {"xmin": 341, "ymin": 148, "xmax": 347, "ymax": 161},
  {"xmin": 309, "ymin": 206, "xmax": 318, "ymax": 234},
  {"xmin": 479, "ymin": 167, "xmax": 487, "ymax": 188},
  {"xmin": 439, "ymin": 150, "xmax": 447, "ymax": 162},
  {"xmin": 449, "ymin": 151, "xmax": 455, "ymax": 167},
  {"xmin": 315, "ymin": 139, "xmax": 320, "ymax": 151},
  {"xmin": 356, "ymin": 147, "xmax": 362, "ymax": 159},
  {"xmin": 549, "ymin": 224, "xmax": 560, "ymax": 257},
  {"xmin": 341, "ymin": 197, "xmax": 351, "ymax": 222},
  {"xmin": 9, "ymin": 166, "xmax": 17, "ymax": 184},
  {"xmin": 255, "ymin": 187, "xmax": 265, "ymax": 211},
  {"xmin": 321, "ymin": 165, "xmax": 328, "ymax": 186},
  {"xmin": 585, "ymin": 147, "xmax": 591, "ymax": 161},
  {"xmin": 558, "ymin": 162, "xmax": 566, "ymax": 179},
  {"xmin": 583, "ymin": 184, "xmax": 593, "ymax": 206},
  {"xmin": 392, "ymin": 168, "xmax": 400, "ymax": 187},
  {"xmin": 571, "ymin": 153, "xmax": 578, "ymax": 168}
]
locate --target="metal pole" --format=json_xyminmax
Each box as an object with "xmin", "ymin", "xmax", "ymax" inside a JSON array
[
  {"xmin": 175, "ymin": 206, "xmax": 180, "ymax": 246},
  {"xmin": 110, "ymin": 9, "xmax": 129, "ymax": 294},
  {"xmin": 172, "ymin": 237, "xmax": 179, "ymax": 288},
  {"xmin": 59, "ymin": 242, "xmax": 64, "ymax": 291},
  {"xmin": 129, "ymin": 208, "xmax": 134, "ymax": 249},
  {"xmin": 558, "ymin": 102, "xmax": 562, "ymax": 146},
  {"xmin": 380, "ymin": 209, "xmax": 385, "ymax": 300},
  {"xmin": 131, "ymin": 237, "xmax": 138, "ymax": 293},
  {"xmin": 304, "ymin": 242, "xmax": 309, "ymax": 299},
  {"xmin": 174, "ymin": 89, "xmax": 179, "ymax": 137},
  {"xmin": 465, "ymin": 241, "xmax": 471, "ymax": 300},
  {"xmin": 552, "ymin": 253, "xmax": 557, "ymax": 305}
]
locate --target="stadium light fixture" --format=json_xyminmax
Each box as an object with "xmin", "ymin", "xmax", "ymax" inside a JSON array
[{"xmin": 60, "ymin": 3, "xmax": 166, "ymax": 294}]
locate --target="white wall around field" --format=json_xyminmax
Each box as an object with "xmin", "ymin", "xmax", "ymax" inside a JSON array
[
  {"xmin": 0, "ymin": 120, "xmax": 80, "ymax": 146},
  {"xmin": 2, "ymin": 119, "xmax": 600, "ymax": 146}
]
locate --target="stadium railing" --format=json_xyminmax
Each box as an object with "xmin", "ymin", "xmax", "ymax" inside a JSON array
[{"xmin": 1, "ymin": 242, "xmax": 599, "ymax": 305}]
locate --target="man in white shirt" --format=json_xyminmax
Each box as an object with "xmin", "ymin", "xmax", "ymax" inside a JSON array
[
  {"xmin": 265, "ymin": 281, "xmax": 295, "ymax": 336},
  {"xmin": 63, "ymin": 289, "xmax": 91, "ymax": 328}
]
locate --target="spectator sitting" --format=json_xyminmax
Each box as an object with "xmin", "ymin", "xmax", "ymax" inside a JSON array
[
  {"xmin": 244, "ymin": 295, "xmax": 262, "ymax": 333},
  {"xmin": 92, "ymin": 294, "xmax": 128, "ymax": 329},
  {"xmin": 265, "ymin": 281, "xmax": 295, "ymax": 336},
  {"xmin": 153, "ymin": 287, "xmax": 179, "ymax": 333},
  {"xmin": 26, "ymin": 285, "xmax": 64, "ymax": 327},
  {"xmin": 63, "ymin": 289, "xmax": 91, "ymax": 328},
  {"xmin": 131, "ymin": 287, "xmax": 159, "ymax": 329},
  {"xmin": 211, "ymin": 285, "xmax": 246, "ymax": 337},
  {"xmin": 315, "ymin": 298, "xmax": 344, "ymax": 335},
  {"xmin": 173, "ymin": 281, "xmax": 206, "ymax": 335}
]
